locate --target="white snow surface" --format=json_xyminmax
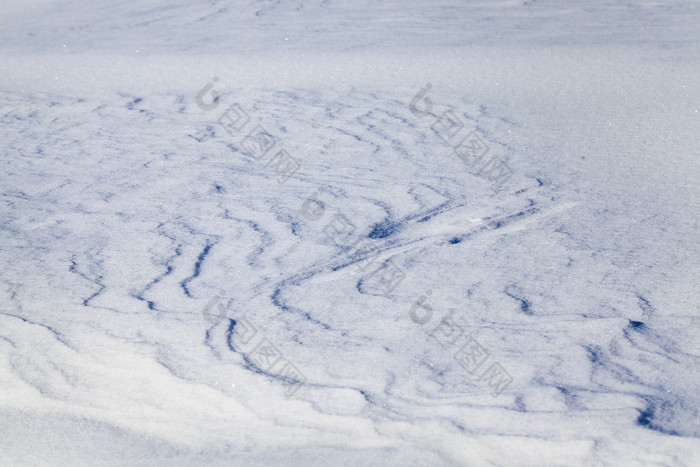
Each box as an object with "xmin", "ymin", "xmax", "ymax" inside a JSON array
[{"xmin": 0, "ymin": 0, "xmax": 699, "ymax": 465}]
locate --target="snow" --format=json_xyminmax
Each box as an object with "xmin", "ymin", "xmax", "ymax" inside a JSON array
[{"xmin": 1, "ymin": 0, "xmax": 699, "ymax": 465}]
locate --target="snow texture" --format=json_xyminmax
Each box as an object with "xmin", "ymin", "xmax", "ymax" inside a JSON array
[{"xmin": 0, "ymin": 0, "xmax": 699, "ymax": 465}]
